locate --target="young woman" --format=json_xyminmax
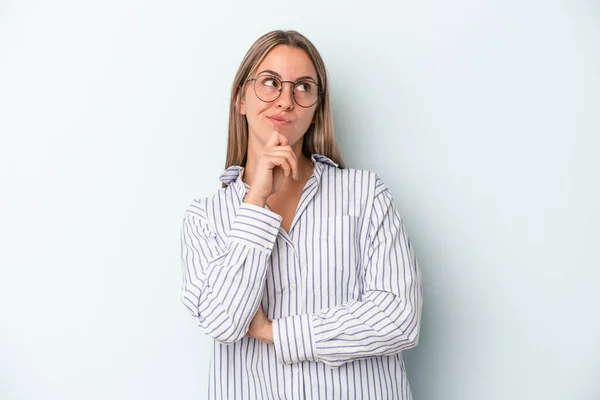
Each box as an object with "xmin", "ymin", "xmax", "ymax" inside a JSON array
[{"xmin": 180, "ymin": 30, "xmax": 423, "ymax": 400}]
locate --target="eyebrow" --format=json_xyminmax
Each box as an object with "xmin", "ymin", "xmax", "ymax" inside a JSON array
[{"xmin": 256, "ymin": 69, "xmax": 318, "ymax": 83}]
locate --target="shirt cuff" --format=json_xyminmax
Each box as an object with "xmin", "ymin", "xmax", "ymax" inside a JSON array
[
  {"xmin": 273, "ymin": 314, "xmax": 318, "ymax": 365},
  {"xmin": 228, "ymin": 202, "xmax": 282, "ymax": 251}
]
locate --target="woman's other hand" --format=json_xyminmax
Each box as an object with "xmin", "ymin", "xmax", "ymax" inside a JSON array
[{"xmin": 247, "ymin": 306, "xmax": 274, "ymax": 344}]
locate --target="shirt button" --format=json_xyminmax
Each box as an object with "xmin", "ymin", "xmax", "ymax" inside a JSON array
[
  {"xmin": 289, "ymin": 283, "xmax": 297, "ymax": 290},
  {"xmin": 293, "ymin": 366, "xmax": 299, "ymax": 374}
]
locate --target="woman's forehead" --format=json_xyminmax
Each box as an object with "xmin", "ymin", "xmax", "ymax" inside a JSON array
[{"xmin": 255, "ymin": 45, "xmax": 317, "ymax": 80}]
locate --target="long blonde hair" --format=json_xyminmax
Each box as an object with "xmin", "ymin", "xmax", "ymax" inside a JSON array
[{"xmin": 224, "ymin": 30, "xmax": 345, "ymax": 184}]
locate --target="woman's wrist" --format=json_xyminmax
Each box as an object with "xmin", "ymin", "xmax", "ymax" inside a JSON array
[
  {"xmin": 243, "ymin": 193, "xmax": 267, "ymax": 208},
  {"xmin": 244, "ymin": 196, "xmax": 267, "ymax": 208}
]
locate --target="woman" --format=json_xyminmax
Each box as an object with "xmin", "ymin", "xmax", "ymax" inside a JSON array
[{"xmin": 180, "ymin": 30, "xmax": 423, "ymax": 400}]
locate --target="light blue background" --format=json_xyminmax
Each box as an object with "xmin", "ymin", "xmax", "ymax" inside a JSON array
[{"xmin": 1, "ymin": 0, "xmax": 598, "ymax": 399}]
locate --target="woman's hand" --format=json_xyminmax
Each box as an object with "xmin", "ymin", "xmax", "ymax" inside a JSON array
[
  {"xmin": 244, "ymin": 131, "xmax": 298, "ymax": 207},
  {"xmin": 247, "ymin": 306, "xmax": 274, "ymax": 344}
]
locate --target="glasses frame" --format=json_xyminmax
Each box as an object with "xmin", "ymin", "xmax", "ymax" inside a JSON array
[{"xmin": 246, "ymin": 74, "xmax": 322, "ymax": 108}]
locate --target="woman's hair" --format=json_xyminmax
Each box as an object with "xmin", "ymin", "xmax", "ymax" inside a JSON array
[{"xmin": 224, "ymin": 29, "xmax": 345, "ymax": 177}]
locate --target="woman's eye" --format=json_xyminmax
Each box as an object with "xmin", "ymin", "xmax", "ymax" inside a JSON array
[
  {"xmin": 296, "ymin": 82, "xmax": 311, "ymax": 92},
  {"xmin": 261, "ymin": 77, "xmax": 280, "ymax": 88}
]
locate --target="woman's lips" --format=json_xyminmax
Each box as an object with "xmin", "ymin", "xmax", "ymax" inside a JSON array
[{"xmin": 268, "ymin": 117, "xmax": 290, "ymax": 126}]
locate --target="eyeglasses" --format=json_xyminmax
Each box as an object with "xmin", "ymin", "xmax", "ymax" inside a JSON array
[{"xmin": 246, "ymin": 74, "xmax": 321, "ymax": 108}]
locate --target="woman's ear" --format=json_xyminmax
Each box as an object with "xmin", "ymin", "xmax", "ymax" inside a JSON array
[{"xmin": 238, "ymin": 92, "xmax": 246, "ymax": 116}]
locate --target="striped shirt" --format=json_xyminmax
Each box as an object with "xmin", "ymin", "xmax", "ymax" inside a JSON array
[{"xmin": 180, "ymin": 154, "xmax": 423, "ymax": 399}]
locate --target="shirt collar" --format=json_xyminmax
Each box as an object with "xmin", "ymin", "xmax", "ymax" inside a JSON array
[{"xmin": 218, "ymin": 153, "xmax": 339, "ymax": 187}]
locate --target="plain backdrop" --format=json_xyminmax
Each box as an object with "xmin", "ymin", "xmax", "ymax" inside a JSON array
[{"xmin": 1, "ymin": 0, "xmax": 599, "ymax": 399}]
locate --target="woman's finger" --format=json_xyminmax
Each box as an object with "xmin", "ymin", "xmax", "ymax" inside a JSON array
[
  {"xmin": 265, "ymin": 130, "xmax": 289, "ymax": 147},
  {"xmin": 263, "ymin": 147, "xmax": 298, "ymax": 179},
  {"xmin": 266, "ymin": 155, "xmax": 292, "ymax": 178}
]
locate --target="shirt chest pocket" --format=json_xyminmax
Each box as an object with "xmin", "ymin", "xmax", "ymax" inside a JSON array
[{"xmin": 310, "ymin": 215, "xmax": 360, "ymax": 302}]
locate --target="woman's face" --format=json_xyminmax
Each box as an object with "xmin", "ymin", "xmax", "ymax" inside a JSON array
[{"xmin": 240, "ymin": 45, "xmax": 319, "ymax": 151}]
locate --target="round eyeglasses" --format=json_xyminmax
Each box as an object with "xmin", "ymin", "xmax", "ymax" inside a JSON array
[{"xmin": 246, "ymin": 74, "xmax": 321, "ymax": 108}]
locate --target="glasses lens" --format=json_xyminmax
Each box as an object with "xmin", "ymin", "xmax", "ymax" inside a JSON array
[
  {"xmin": 252, "ymin": 74, "xmax": 320, "ymax": 107},
  {"xmin": 293, "ymin": 80, "xmax": 319, "ymax": 107},
  {"xmin": 254, "ymin": 75, "xmax": 281, "ymax": 102}
]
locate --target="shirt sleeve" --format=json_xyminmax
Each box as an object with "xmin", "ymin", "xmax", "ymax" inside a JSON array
[
  {"xmin": 180, "ymin": 198, "xmax": 282, "ymax": 344},
  {"xmin": 272, "ymin": 177, "xmax": 423, "ymax": 367}
]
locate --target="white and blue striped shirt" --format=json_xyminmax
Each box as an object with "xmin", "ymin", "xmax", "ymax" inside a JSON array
[{"xmin": 181, "ymin": 154, "xmax": 423, "ymax": 399}]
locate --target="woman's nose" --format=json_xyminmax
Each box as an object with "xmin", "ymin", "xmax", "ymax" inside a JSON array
[{"xmin": 276, "ymin": 83, "xmax": 295, "ymax": 110}]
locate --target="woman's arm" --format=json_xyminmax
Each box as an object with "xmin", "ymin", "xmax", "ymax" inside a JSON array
[
  {"xmin": 180, "ymin": 198, "xmax": 282, "ymax": 344},
  {"xmin": 271, "ymin": 176, "xmax": 423, "ymax": 367}
]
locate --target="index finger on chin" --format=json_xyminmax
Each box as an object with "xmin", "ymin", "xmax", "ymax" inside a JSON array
[{"xmin": 266, "ymin": 130, "xmax": 285, "ymax": 146}]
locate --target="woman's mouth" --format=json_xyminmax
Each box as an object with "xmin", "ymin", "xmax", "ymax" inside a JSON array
[{"xmin": 268, "ymin": 116, "xmax": 290, "ymax": 126}]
